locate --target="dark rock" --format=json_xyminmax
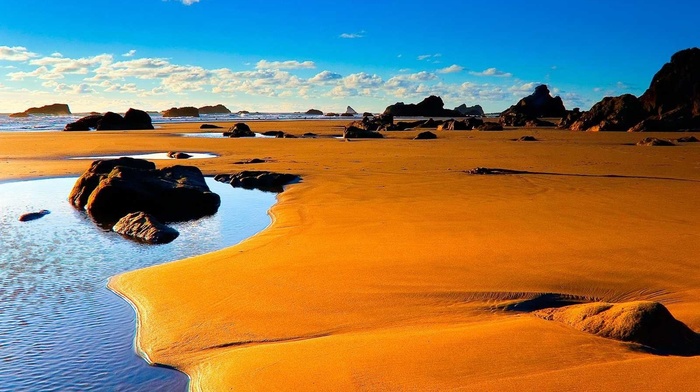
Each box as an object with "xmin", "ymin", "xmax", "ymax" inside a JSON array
[
  {"xmin": 224, "ymin": 123, "xmax": 254, "ymax": 138},
  {"xmin": 24, "ymin": 103, "xmax": 71, "ymax": 116},
  {"xmin": 198, "ymin": 104, "xmax": 231, "ymax": 115},
  {"xmin": 162, "ymin": 107, "xmax": 200, "ymax": 117},
  {"xmin": 477, "ymin": 122, "xmax": 504, "ymax": 131},
  {"xmin": 347, "ymin": 115, "xmax": 394, "ymax": 132},
  {"xmin": 9, "ymin": 112, "xmax": 29, "ymax": 118},
  {"xmin": 524, "ymin": 118, "xmax": 556, "ymax": 127},
  {"xmin": 638, "ymin": 48, "xmax": 700, "ymax": 130},
  {"xmin": 345, "ymin": 106, "xmax": 358, "ymax": 115},
  {"xmin": 340, "ymin": 113, "xmax": 354, "ymax": 117},
  {"xmin": 417, "ymin": 118, "xmax": 443, "ymax": 128},
  {"xmin": 215, "ymin": 171, "xmax": 300, "ymax": 193},
  {"xmin": 676, "ymin": 136, "xmax": 700, "ymax": 143},
  {"xmin": 123, "ymin": 108, "xmax": 154, "ymax": 130},
  {"xmin": 454, "ymin": 104, "xmax": 485, "ymax": 116},
  {"xmin": 167, "ymin": 152, "xmax": 192, "ymax": 159},
  {"xmin": 570, "ymin": 95, "xmax": 648, "ymax": 132},
  {"xmin": 465, "ymin": 167, "xmax": 521, "ymax": 175},
  {"xmin": 324, "ymin": 113, "xmax": 340, "ymax": 117},
  {"xmin": 305, "ymin": 109, "xmax": 323, "ymax": 115},
  {"xmin": 343, "ymin": 126, "xmax": 384, "ymax": 139},
  {"xmin": 261, "ymin": 131, "xmax": 286, "ymax": 138},
  {"xmin": 362, "ymin": 112, "xmax": 373, "ymax": 117},
  {"xmin": 18, "ymin": 210, "xmax": 50, "ymax": 222},
  {"xmin": 414, "ymin": 131, "xmax": 437, "ymax": 140},
  {"xmin": 69, "ymin": 157, "xmax": 157, "ymax": 210},
  {"xmin": 636, "ymin": 137, "xmax": 675, "ymax": 146},
  {"xmin": 535, "ymin": 301, "xmax": 700, "ymax": 355},
  {"xmin": 557, "ymin": 108, "xmax": 583, "ymax": 129},
  {"xmin": 237, "ymin": 110, "xmax": 250, "ymax": 115},
  {"xmin": 64, "ymin": 114, "xmax": 103, "ymax": 131},
  {"xmin": 391, "ymin": 120, "xmax": 425, "ymax": 131},
  {"xmin": 499, "ymin": 85, "xmax": 566, "ymax": 126},
  {"xmin": 517, "ymin": 135, "xmax": 538, "ymax": 142},
  {"xmin": 113, "ymin": 212, "xmax": 179, "ymax": 244},
  {"xmin": 302, "ymin": 133, "xmax": 318, "ymax": 138},
  {"xmin": 383, "ymin": 95, "xmax": 461, "ymax": 117},
  {"xmin": 96, "ymin": 112, "xmax": 126, "ymax": 131},
  {"xmin": 235, "ymin": 158, "xmax": 266, "ymax": 164},
  {"xmin": 70, "ymin": 159, "xmax": 219, "ymax": 225},
  {"xmin": 200, "ymin": 124, "xmax": 223, "ymax": 129},
  {"xmin": 438, "ymin": 117, "xmax": 484, "ymax": 131}
]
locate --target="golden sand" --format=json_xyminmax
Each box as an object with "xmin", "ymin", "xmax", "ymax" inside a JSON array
[{"xmin": 2, "ymin": 121, "xmax": 699, "ymax": 391}]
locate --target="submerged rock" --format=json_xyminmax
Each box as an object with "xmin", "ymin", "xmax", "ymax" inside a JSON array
[
  {"xmin": 517, "ymin": 135, "xmax": 538, "ymax": 141},
  {"xmin": 215, "ymin": 171, "xmax": 300, "ymax": 193},
  {"xmin": 18, "ymin": 210, "xmax": 50, "ymax": 222},
  {"xmin": 113, "ymin": 212, "xmax": 179, "ymax": 244},
  {"xmin": 535, "ymin": 301, "xmax": 700, "ymax": 355},
  {"xmin": 167, "ymin": 151, "xmax": 192, "ymax": 159},
  {"xmin": 200, "ymin": 124, "xmax": 223, "ymax": 129}
]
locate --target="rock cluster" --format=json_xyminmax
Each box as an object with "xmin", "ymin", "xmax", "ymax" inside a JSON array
[
  {"xmin": 383, "ymin": 96, "xmax": 461, "ymax": 117},
  {"xmin": 454, "ymin": 104, "xmax": 484, "ymax": 116},
  {"xmin": 198, "ymin": 104, "xmax": 231, "ymax": 114},
  {"xmin": 64, "ymin": 109, "xmax": 154, "ymax": 131},
  {"xmin": 69, "ymin": 158, "xmax": 220, "ymax": 243},
  {"xmin": 215, "ymin": 171, "xmax": 300, "ymax": 193},
  {"xmin": 224, "ymin": 123, "xmax": 254, "ymax": 137},
  {"xmin": 499, "ymin": 85, "xmax": 566, "ymax": 126},
  {"xmin": 162, "ymin": 106, "xmax": 200, "ymax": 117}
]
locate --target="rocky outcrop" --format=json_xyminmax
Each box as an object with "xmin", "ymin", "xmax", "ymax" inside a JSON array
[
  {"xmin": 162, "ymin": 107, "xmax": 200, "ymax": 117},
  {"xmin": 499, "ymin": 85, "xmax": 566, "ymax": 126},
  {"xmin": 383, "ymin": 96, "xmax": 461, "ymax": 117},
  {"xmin": 305, "ymin": 109, "xmax": 323, "ymax": 115},
  {"xmin": 557, "ymin": 108, "xmax": 583, "ymax": 129},
  {"xmin": 69, "ymin": 158, "xmax": 220, "ymax": 225},
  {"xmin": 113, "ymin": 212, "xmax": 179, "ymax": 244},
  {"xmin": 414, "ymin": 131, "xmax": 437, "ymax": 140},
  {"xmin": 535, "ymin": 301, "xmax": 700, "ymax": 355},
  {"xmin": 517, "ymin": 135, "xmax": 538, "ymax": 142},
  {"xmin": 223, "ymin": 123, "xmax": 254, "ymax": 137},
  {"xmin": 345, "ymin": 106, "xmax": 358, "ymax": 115},
  {"xmin": 22, "ymin": 103, "xmax": 72, "ymax": 116},
  {"xmin": 64, "ymin": 109, "xmax": 154, "ymax": 131},
  {"xmin": 18, "ymin": 210, "xmax": 50, "ymax": 222},
  {"xmin": 454, "ymin": 104, "xmax": 484, "ymax": 116},
  {"xmin": 636, "ymin": 137, "xmax": 675, "ymax": 146},
  {"xmin": 9, "ymin": 112, "xmax": 29, "ymax": 118},
  {"xmin": 215, "ymin": 171, "xmax": 300, "ymax": 193},
  {"xmin": 569, "ymin": 95, "xmax": 647, "ymax": 132},
  {"xmin": 347, "ymin": 115, "xmax": 393, "ymax": 132},
  {"xmin": 438, "ymin": 118, "xmax": 484, "ymax": 131},
  {"xmin": 198, "ymin": 104, "xmax": 231, "ymax": 115},
  {"xmin": 676, "ymin": 136, "xmax": 699, "ymax": 143},
  {"xmin": 343, "ymin": 126, "xmax": 384, "ymax": 138},
  {"xmin": 477, "ymin": 122, "xmax": 504, "ymax": 131}
]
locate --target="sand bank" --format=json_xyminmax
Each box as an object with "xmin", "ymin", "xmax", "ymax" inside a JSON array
[{"xmin": 2, "ymin": 121, "xmax": 699, "ymax": 390}]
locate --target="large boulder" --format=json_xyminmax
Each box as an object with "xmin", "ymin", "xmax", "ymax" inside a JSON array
[
  {"xmin": 477, "ymin": 122, "xmax": 504, "ymax": 131},
  {"xmin": 414, "ymin": 131, "xmax": 437, "ymax": 140},
  {"xmin": 569, "ymin": 94, "xmax": 648, "ymax": 132},
  {"xmin": 454, "ymin": 104, "xmax": 484, "ymax": 116},
  {"xmin": 343, "ymin": 126, "xmax": 384, "ymax": 139},
  {"xmin": 96, "ymin": 112, "xmax": 127, "ymax": 130},
  {"xmin": 383, "ymin": 96, "xmax": 461, "ymax": 117},
  {"xmin": 638, "ymin": 47, "xmax": 700, "ymax": 130},
  {"xmin": 223, "ymin": 123, "xmax": 254, "ymax": 137},
  {"xmin": 162, "ymin": 107, "xmax": 200, "ymax": 117},
  {"xmin": 113, "ymin": 212, "xmax": 179, "ymax": 244},
  {"xmin": 24, "ymin": 103, "xmax": 71, "ymax": 116},
  {"xmin": 215, "ymin": 171, "xmax": 300, "ymax": 193},
  {"xmin": 536, "ymin": 301, "xmax": 700, "ymax": 355},
  {"xmin": 305, "ymin": 109, "xmax": 323, "ymax": 115},
  {"xmin": 123, "ymin": 108, "xmax": 154, "ymax": 129},
  {"xmin": 438, "ymin": 117, "xmax": 484, "ymax": 131},
  {"xmin": 64, "ymin": 114, "xmax": 103, "ymax": 131},
  {"xmin": 347, "ymin": 115, "xmax": 393, "ymax": 132},
  {"xmin": 198, "ymin": 104, "xmax": 231, "ymax": 115},
  {"xmin": 70, "ymin": 159, "xmax": 220, "ymax": 225},
  {"xmin": 499, "ymin": 85, "xmax": 566, "ymax": 126}
]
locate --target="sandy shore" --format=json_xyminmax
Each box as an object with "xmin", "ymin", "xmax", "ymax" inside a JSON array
[{"xmin": 2, "ymin": 121, "xmax": 699, "ymax": 391}]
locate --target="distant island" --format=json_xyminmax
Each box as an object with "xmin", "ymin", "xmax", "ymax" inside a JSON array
[{"xmin": 10, "ymin": 103, "xmax": 71, "ymax": 117}]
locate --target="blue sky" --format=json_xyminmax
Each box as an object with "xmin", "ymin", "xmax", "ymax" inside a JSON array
[{"xmin": 0, "ymin": 0, "xmax": 698, "ymax": 113}]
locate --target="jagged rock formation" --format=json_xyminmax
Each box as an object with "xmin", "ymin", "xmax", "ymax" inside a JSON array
[
  {"xmin": 569, "ymin": 95, "xmax": 647, "ymax": 132},
  {"xmin": 383, "ymin": 96, "xmax": 461, "ymax": 117},
  {"xmin": 12, "ymin": 103, "xmax": 71, "ymax": 117},
  {"xmin": 198, "ymin": 104, "xmax": 231, "ymax": 114},
  {"xmin": 454, "ymin": 104, "xmax": 484, "ymax": 116},
  {"xmin": 499, "ymin": 85, "xmax": 566, "ymax": 126},
  {"xmin": 162, "ymin": 106, "xmax": 200, "ymax": 117}
]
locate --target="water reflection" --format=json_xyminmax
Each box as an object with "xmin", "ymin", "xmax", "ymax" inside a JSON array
[{"xmin": 0, "ymin": 177, "xmax": 277, "ymax": 391}]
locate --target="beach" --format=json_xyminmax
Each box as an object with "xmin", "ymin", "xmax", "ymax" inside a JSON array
[{"xmin": 1, "ymin": 121, "xmax": 699, "ymax": 390}]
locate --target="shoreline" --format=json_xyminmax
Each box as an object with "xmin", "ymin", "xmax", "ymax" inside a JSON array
[{"xmin": 2, "ymin": 121, "xmax": 700, "ymax": 390}]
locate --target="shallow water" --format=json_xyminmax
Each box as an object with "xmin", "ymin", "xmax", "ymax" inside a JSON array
[
  {"xmin": 0, "ymin": 177, "xmax": 277, "ymax": 391},
  {"xmin": 69, "ymin": 152, "xmax": 218, "ymax": 160}
]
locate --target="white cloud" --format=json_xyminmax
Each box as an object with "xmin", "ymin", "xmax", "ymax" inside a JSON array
[
  {"xmin": 0, "ymin": 46, "xmax": 38, "ymax": 62},
  {"xmin": 256, "ymin": 60, "xmax": 315, "ymax": 70},
  {"xmin": 417, "ymin": 53, "xmax": 441, "ymax": 61},
  {"xmin": 469, "ymin": 67, "xmax": 513, "ymax": 78},
  {"xmin": 309, "ymin": 70, "xmax": 342, "ymax": 83},
  {"xmin": 437, "ymin": 64, "xmax": 463, "ymax": 74},
  {"xmin": 179, "ymin": 0, "xmax": 200, "ymax": 4},
  {"xmin": 340, "ymin": 31, "xmax": 364, "ymax": 39},
  {"xmin": 122, "ymin": 50, "xmax": 137, "ymax": 57}
]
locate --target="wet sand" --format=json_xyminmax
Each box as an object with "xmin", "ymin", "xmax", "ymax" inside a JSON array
[{"xmin": 2, "ymin": 121, "xmax": 699, "ymax": 391}]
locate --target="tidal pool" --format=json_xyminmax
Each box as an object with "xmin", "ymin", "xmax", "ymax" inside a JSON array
[{"xmin": 0, "ymin": 177, "xmax": 277, "ymax": 391}]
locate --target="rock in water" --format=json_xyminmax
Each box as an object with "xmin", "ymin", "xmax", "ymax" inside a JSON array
[
  {"xmin": 24, "ymin": 103, "xmax": 71, "ymax": 115},
  {"xmin": 198, "ymin": 104, "xmax": 231, "ymax": 114},
  {"xmin": 18, "ymin": 210, "xmax": 50, "ymax": 222},
  {"xmin": 535, "ymin": 301, "xmax": 700, "ymax": 355},
  {"xmin": 162, "ymin": 107, "xmax": 200, "ymax": 117},
  {"xmin": 343, "ymin": 126, "xmax": 384, "ymax": 139},
  {"xmin": 215, "ymin": 171, "xmax": 300, "ymax": 193},
  {"xmin": 345, "ymin": 106, "xmax": 358, "ymax": 115},
  {"xmin": 305, "ymin": 109, "xmax": 323, "ymax": 115},
  {"xmin": 113, "ymin": 212, "xmax": 179, "ymax": 244},
  {"xmin": 383, "ymin": 96, "xmax": 461, "ymax": 117},
  {"xmin": 224, "ymin": 123, "xmax": 254, "ymax": 137},
  {"xmin": 123, "ymin": 108, "xmax": 154, "ymax": 129}
]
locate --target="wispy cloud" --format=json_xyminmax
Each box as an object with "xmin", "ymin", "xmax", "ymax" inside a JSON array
[
  {"xmin": 309, "ymin": 70, "xmax": 342, "ymax": 83},
  {"xmin": 340, "ymin": 31, "xmax": 365, "ymax": 39},
  {"xmin": 417, "ymin": 53, "xmax": 441, "ymax": 61},
  {"xmin": 0, "ymin": 46, "xmax": 38, "ymax": 62},
  {"xmin": 256, "ymin": 59, "xmax": 316, "ymax": 70},
  {"xmin": 122, "ymin": 50, "xmax": 137, "ymax": 57},
  {"xmin": 179, "ymin": 0, "xmax": 200, "ymax": 5},
  {"xmin": 437, "ymin": 64, "xmax": 463, "ymax": 74},
  {"xmin": 469, "ymin": 67, "xmax": 513, "ymax": 78}
]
